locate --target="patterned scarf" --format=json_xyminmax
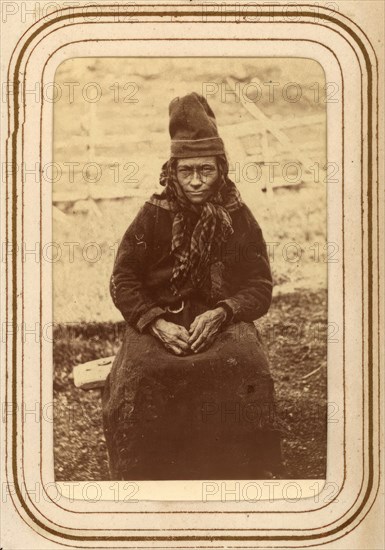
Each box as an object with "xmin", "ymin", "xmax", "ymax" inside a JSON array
[{"xmin": 156, "ymin": 155, "xmax": 243, "ymax": 295}]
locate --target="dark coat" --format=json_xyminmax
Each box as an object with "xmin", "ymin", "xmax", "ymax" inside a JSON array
[
  {"xmin": 104, "ymin": 199, "xmax": 282, "ymax": 480},
  {"xmin": 110, "ymin": 200, "xmax": 273, "ymax": 332}
]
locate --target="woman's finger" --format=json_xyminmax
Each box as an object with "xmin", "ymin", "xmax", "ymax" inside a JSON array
[
  {"xmin": 188, "ymin": 320, "xmax": 205, "ymax": 345},
  {"xmin": 194, "ymin": 331, "xmax": 215, "ymax": 353},
  {"xmin": 190, "ymin": 326, "xmax": 210, "ymax": 352},
  {"xmin": 166, "ymin": 343, "xmax": 182, "ymax": 355},
  {"xmin": 163, "ymin": 333, "xmax": 189, "ymax": 353},
  {"xmin": 193, "ymin": 339, "xmax": 209, "ymax": 353},
  {"xmin": 176, "ymin": 326, "xmax": 190, "ymax": 343},
  {"xmin": 188, "ymin": 316, "xmax": 200, "ymax": 334},
  {"xmin": 175, "ymin": 337, "xmax": 190, "ymax": 351}
]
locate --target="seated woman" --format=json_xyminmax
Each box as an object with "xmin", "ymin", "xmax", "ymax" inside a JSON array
[{"xmin": 102, "ymin": 92, "xmax": 282, "ymax": 480}]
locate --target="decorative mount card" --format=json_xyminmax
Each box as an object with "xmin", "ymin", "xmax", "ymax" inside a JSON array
[{"xmin": 1, "ymin": 1, "xmax": 383, "ymax": 548}]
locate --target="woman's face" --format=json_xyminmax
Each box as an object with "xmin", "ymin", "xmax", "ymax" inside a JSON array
[{"xmin": 176, "ymin": 156, "xmax": 219, "ymax": 205}]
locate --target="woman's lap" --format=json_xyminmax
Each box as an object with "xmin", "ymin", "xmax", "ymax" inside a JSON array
[{"xmin": 102, "ymin": 321, "xmax": 282, "ymax": 480}]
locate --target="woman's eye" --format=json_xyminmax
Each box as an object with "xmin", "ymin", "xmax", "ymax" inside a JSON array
[
  {"xmin": 202, "ymin": 167, "xmax": 215, "ymax": 175},
  {"xmin": 178, "ymin": 169, "xmax": 191, "ymax": 177}
]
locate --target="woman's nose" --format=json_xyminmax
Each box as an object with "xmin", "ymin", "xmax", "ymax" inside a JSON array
[{"xmin": 190, "ymin": 171, "xmax": 203, "ymax": 188}]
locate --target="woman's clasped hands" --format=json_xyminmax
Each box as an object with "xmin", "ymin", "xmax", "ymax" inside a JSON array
[{"xmin": 149, "ymin": 307, "xmax": 227, "ymax": 356}]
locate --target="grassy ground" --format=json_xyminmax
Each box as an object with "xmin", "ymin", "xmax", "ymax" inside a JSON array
[{"xmin": 54, "ymin": 289, "xmax": 327, "ymax": 481}]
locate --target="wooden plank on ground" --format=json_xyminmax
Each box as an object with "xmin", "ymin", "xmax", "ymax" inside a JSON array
[{"xmin": 73, "ymin": 356, "xmax": 115, "ymax": 390}]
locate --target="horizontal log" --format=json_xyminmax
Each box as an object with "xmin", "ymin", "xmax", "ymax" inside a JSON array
[{"xmin": 52, "ymin": 186, "xmax": 153, "ymax": 203}]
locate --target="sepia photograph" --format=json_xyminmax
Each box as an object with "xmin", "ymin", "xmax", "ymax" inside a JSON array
[
  {"xmin": 2, "ymin": 0, "xmax": 383, "ymax": 546},
  {"xmin": 52, "ymin": 57, "xmax": 328, "ymax": 482}
]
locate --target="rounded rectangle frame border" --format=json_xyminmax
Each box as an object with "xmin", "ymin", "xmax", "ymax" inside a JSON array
[{"xmin": 3, "ymin": 3, "xmax": 381, "ymax": 548}]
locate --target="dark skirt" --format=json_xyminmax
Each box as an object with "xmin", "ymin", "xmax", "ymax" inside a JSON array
[{"xmin": 102, "ymin": 303, "xmax": 282, "ymax": 480}]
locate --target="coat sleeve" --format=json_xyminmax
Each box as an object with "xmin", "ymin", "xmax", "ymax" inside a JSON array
[
  {"xmin": 110, "ymin": 204, "xmax": 166, "ymax": 332},
  {"xmin": 217, "ymin": 206, "xmax": 273, "ymax": 323}
]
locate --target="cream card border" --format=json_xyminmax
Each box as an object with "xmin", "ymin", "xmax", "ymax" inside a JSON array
[{"xmin": 2, "ymin": 2, "xmax": 382, "ymax": 548}]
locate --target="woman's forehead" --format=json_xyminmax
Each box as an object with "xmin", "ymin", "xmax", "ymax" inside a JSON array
[{"xmin": 176, "ymin": 156, "xmax": 217, "ymax": 167}]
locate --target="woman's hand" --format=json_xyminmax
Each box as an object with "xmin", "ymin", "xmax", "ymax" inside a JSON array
[
  {"xmin": 149, "ymin": 318, "xmax": 190, "ymax": 356},
  {"xmin": 188, "ymin": 307, "xmax": 227, "ymax": 354}
]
